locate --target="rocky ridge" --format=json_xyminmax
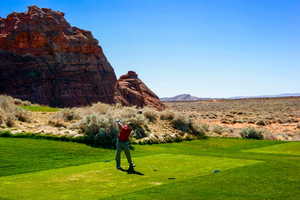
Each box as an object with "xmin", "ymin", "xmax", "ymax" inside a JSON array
[
  {"xmin": 115, "ymin": 71, "xmax": 165, "ymax": 110},
  {"xmin": 0, "ymin": 6, "xmax": 164, "ymax": 110},
  {"xmin": 0, "ymin": 6, "xmax": 117, "ymax": 107}
]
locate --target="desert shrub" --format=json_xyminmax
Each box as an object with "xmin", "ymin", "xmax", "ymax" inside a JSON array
[
  {"xmin": 160, "ymin": 110, "xmax": 175, "ymax": 120},
  {"xmin": 190, "ymin": 123, "xmax": 209, "ymax": 138},
  {"xmin": 6, "ymin": 116, "xmax": 15, "ymax": 127},
  {"xmin": 90, "ymin": 102, "xmax": 111, "ymax": 114},
  {"xmin": 120, "ymin": 112, "xmax": 149, "ymax": 139},
  {"xmin": 142, "ymin": 107, "xmax": 158, "ymax": 122},
  {"xmin": 255, "ymin": 120, "xmax": 267, "ymax": 126},
  {"xmin": 115, "ymin": 106, "xmax": 138, "ymax": 119},
  {"xmin": 171, "ymin": 114, "xmax": 191, "ymax": 132},
  {"xmin": 240, "ymin": 127, "xmax": 264, "ymax": 140},
  {"xmin": 0, "ymin": 95, "xmax": 31, "ymax": 126},
  {"xmin": 211, "ymin": 125, "xmax": 226, "ymax": 135},
  {"xmin": 13, "ymin": 98, "xmax": 31, "ymax": 106},
  {"xmin": 54, "ymin": 108, "xmax": 80, "ymax": 122},
  {"xmin": 0, "ymin": 95, "xmax": 15, "ymax": 112},
  {"xmin": 79, "ymin": 114, "xmax": 119, "ymax": 148},
  {"xmin": 15, "ymin": 108, "xmax": 31, "ymax": 122},
  {"xmin": 75, "ymin": 104, "xmax": 149, "ymax": 146},
  {"xmin": 48, "ymin": 119, "xmax": 66, "ymax": 128},
  {"xmin": 170, "ymin": 113, "xmax": 207, "ymax": 138}
]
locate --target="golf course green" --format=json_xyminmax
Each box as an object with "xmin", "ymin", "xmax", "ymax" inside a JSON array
[{"xmin": 0, "ymin": 137, "xmax": 299, "ymax": 200}]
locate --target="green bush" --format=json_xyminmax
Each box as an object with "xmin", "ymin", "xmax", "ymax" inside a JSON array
[{"xmin": 240, "ymin": 127, "xmax": 264, "ymax": 140}]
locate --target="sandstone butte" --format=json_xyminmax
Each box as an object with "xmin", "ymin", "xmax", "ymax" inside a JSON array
[
  {"xmin": 115, "ymin": 71, "xmax": 165, "ymax": 111},
  {"xmin": 0, "ymin": 6, "xmax": 165, "ymax": 110}
]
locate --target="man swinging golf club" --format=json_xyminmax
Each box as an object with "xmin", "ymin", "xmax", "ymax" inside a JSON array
[{"xmin": 115, "ymin": 120, "xmax": 135, "ymax": 171}]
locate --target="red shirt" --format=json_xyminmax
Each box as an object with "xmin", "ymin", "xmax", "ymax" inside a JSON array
[{"xmin": 118, "ymin": 125, "xmax": 132, "ymax": 141}]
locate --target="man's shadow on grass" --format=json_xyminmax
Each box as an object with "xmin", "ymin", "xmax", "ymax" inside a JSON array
[{"xmin": 118, "ymin": 168, "xmax": 144, "ymax": 176}]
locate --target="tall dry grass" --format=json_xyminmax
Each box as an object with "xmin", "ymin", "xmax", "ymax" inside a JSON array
[{"xmin": 0, "ymin": 95, "xmax": 31, "ymax": 127}]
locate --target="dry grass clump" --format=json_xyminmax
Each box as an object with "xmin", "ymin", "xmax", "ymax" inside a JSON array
[
  {"xmin": 78, "ymin": 113, "xmax": 119, "ymax": 147},
  {"xmin": 73, "ymin": 105, "xmax": 151, "ymax": 147},
  {"xmin": 54, "ymin": 108, "xmax": 80, "ymax": 122},
  {"xmin": 240, "ymin": 127, "xmax": 264, "ymax": 140},
  {"xmin": 171, "ymin": 114, "xmax": 191, "ymax": 132},
  {"xmin": 0, "ymin": 95, "xmax": 31, "ymax": 126},
  {"xmin": 76, "ymin": 102, "xmax": 111, "ymax": 117},
  {"xmin": 159, "ymin": 110, "xmax": 175, "ymax": 120},
  {"xmin": 142, "ymin": 107, "xmax": 158, "ymax": 122},
  {"xmin": 170, "ymin": 113, "xmax": 207, "ymax": 138},
  {"xmin": 48, "ymin": 108, "xmax": 81, "ymax": 128},
  {"xmin": 211, "ymin": 125, "xmax": 226, "ymax": 135}
]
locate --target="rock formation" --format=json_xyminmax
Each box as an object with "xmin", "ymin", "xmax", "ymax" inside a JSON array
[
  {"xmin": 0, "ymin": 6, "xmax": 117, "ymax": 107},
  {"xmin": 114, "ymin": 71, "xmax": 165, "ymax": 110},
  {"xmin": 0, "ymin": 6, "xmax": 165, "ymax": 110}
]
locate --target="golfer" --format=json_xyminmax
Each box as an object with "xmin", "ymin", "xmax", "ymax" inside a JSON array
[{"xmin": 115, "ymin": 120, "xmax": 135, "ymax": 171}]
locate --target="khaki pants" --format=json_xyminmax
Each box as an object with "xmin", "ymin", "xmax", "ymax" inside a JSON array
[{"xmin": 115, "ymin": 139, "xmax": 134, "ymax": 168}]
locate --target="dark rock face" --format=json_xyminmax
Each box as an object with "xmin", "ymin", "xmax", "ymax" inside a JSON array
[
  {"xmin": 0, "ymin": 6, "xmax": 117, "ymax": 107},
  {"xmin": 114, "ymin": 71, "xmax": 165, "ymax": 110}
]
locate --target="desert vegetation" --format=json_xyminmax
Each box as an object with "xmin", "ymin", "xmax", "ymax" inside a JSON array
[
  {"xmin": 0, "ymin": 95, "xmax": 32, "ymax": 127},
  {"xmin": 0, "ymin": 96, "xmax": 208, "ymax": 147},
  {"xmin": 1, "ymin": 95, "xmax": 300, "ymax": 146},
  {"xmin": 165, "ymin": 97, "xmax": 300, "ymax": 141}
]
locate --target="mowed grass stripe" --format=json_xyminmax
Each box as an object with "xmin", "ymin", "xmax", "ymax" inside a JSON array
[
  {"xmin": 0, "ymin": 154, "xmax": 261, "ymax": 200},
  {"xmin": 244, "ymin": 142, "xmax": 300, "ymax": 156}
]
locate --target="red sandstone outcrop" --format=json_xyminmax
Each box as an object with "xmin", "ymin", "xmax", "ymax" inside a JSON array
[
  {"xmin": 0, "ymin": 6, "xmax": 117, "ymax": 107},
  {"xmin": 114, "ymin": 71, "xmax": 165, "ymax": 110},
  {"xmin": 0, "ymin": 6, "xmax": 165, "ymax": 110}
]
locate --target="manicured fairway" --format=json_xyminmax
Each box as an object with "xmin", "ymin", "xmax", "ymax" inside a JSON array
[
  {"xmin": 244, "ymin": 142, "xmax": 300, "ymax": 156},
  {"xmin": 0, "ymin": 137, "xmax": 299, "ymax": 200}
]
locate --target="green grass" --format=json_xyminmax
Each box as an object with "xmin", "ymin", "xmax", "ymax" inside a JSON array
[
  {"xmin": 19, "ymin": 105, "xmax": 60, "ymax": 112},
  {"xmin": 0, "ymin": 137, "xmax": 299, "ymax": 200},
  {"xmin": 244, "ymin": 142, "xmax": 300, "ymax": 156}
]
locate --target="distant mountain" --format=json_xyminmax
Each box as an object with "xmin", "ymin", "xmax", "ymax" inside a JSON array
[
  {"xmin": 160, "ymin": 94, "xmax": 211, "ymax": 102},
  {"xmin": 161, "ymin": 93, "xmax": 300, "ymax": 102},
  {"xmin": 229, "ymin": 93, "xmax": 300, "ymax": 99}
]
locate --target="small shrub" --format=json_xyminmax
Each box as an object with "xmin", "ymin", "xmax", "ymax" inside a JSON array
[
  {"xmin": 160, "ymin": 110, "xmax": 175, "ymax": 120},
  {"xmin": 48, "ymin": 119, "xmax": 66, "ymax": 128},
  {"xmin": 256, "ymin": 120, "xmax": 267, "ymax": 126},
  {"xmin": 90, "ymin": 102, "xmax": 111, "ymax": 114},
  {"xmin": 54, "ymin": 108, "xmax": 80, "ymax": 122},
  {"xmin": 0, "ymin": 95, "xmax": 15, "ymax": 112},
  {"xmin": 211, "ymin": 125, "xmax": 225, "ymax": 135},
  {"xmin": 6, "ymin": 116, "xmax": 15, "ymax": 127},
  {"xmin": 0, "ymin": 95, "xmax": 31, "ymax": 125},
  {"xmin": 190, "ymin": 123, "xmax": 208, "ymax": 138},
  {"xmin": 78, "ymin": 114, "xmax": 119, "ymax": 148},
  {"xmin": 142, "ymin": 108, "xmax": 158, "ymax": 122},
  {"xmin": 240, "ymin": 127, "xmax": 264, "ymax": 140},
  {"xmin": 15, "ymin": 108, "xmax": 31, "ymax": 122},
  {"xmin": 171, "ymin": 114, "xmax": 191, "ymax": 132}
]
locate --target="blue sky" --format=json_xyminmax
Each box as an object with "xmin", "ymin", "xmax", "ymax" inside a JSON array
[{"xmin": 1, "ymin": 0, "xmax": 300, "ymax": 98}]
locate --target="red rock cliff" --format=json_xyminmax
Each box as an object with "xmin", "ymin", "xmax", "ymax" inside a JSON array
[
  {"xmin": 0, "ymin": 6, "xmax": 117, "ymax": 107},
  {"xmin": 114, "ymin": 71, "xmax": 165, "ymax": 110}
]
